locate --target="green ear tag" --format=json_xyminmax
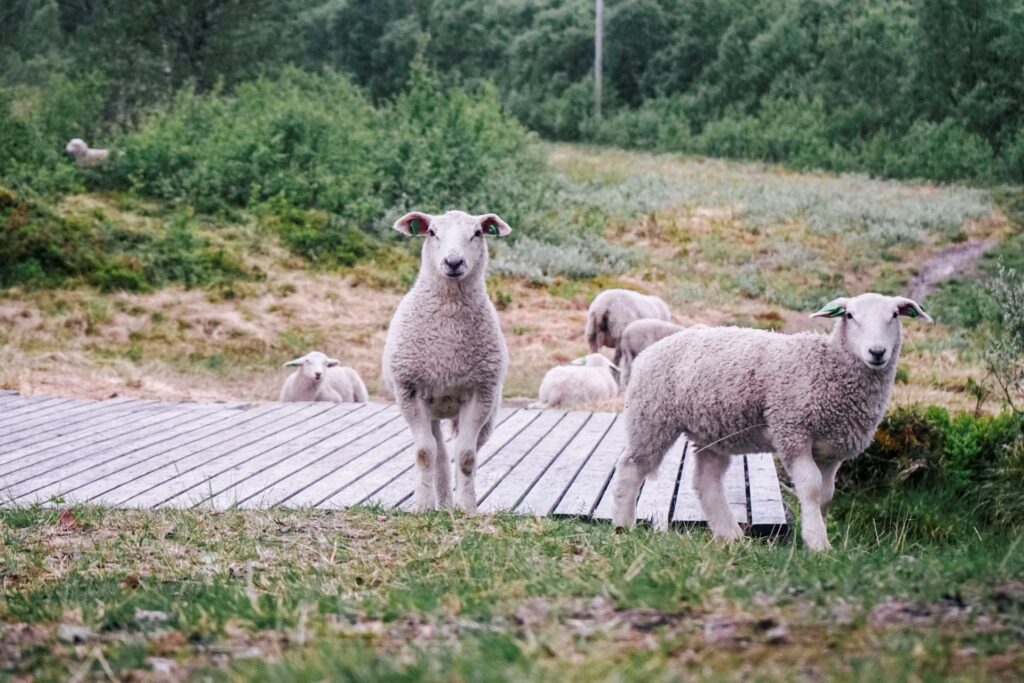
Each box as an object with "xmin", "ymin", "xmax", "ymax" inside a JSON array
[
  {"xmin": 906, "ymin": 307, "xmax": 918, "ymax": 318},
  {"xmin": 409, "ymin": 218, "xmax": 422, "ymax": 235},
  {"xmin": 827, "ymin": 306, "xmax": 845, "ymax": 318},
  {"xmin": 485, "ymin": 222, "xmax": 500, "ymax": 236}
]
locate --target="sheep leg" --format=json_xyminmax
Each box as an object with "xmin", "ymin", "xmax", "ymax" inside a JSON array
[
  {"xmin": 694, "ymin": 449, "xmax": 744, "ymax": 542},
  {"xmin": 786, "ymin": 452, "xmax": 830, "ymax": 551},
  {"xmin": 432, "ymin": 420, "xmax": 453, "ymax": 510},
  {"xmin": 611, "ymin": 427, "xmax": 677, "ymax": 529},
  {"xmin": 398, "ymin": 395, "xmax": 438, "ymax": 511},
  {"xmin": 818, "ymin": 460, "xmax": 842, "ymax": 519},
  {"xmin": 453, "ymin": 394, "xmax": 493, "ymax": 512},
  {"xmin": 610, "ymin": 347, "xmax": 623, "ymax": 384}
]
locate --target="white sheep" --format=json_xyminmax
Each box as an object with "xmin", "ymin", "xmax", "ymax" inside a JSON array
[
  {"xmin": 617, "ymin": 318, "xmax": 684, "ymax": 389},
  {"xmin": 610, "ymin": 293, "xmax": 932, "ymax": 551},
  {"xmin": 65, "ymin": 138, "xmax": 109, "ymax": 167},
  {"xmin": 280, "ymin": 351, "xmax": 368, "ymax": 403},
  {"xmin": 381, "ymin": 210, "xmax": 511, "ymax": 512},
  {"xmin": 585, "ymin": 289, "xmax": 672, "ymax": 372},
  {"xmin": 531, "ymin": 353, "xmax": 618, "ymax": 409}
]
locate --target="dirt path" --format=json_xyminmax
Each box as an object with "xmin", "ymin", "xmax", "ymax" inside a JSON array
[{"xmin": 903, "ymin": 238, "xmax": 998, "ymax": 302}]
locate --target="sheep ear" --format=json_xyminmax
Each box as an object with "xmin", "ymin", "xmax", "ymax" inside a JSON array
[
  {"xmin": 895, "ymin": 297, "xmax": 933, "ymax": 323},
  {"xmin": 326, "ymin": 358, "xmax": 341, "ymax": 367},
  {"xmin": 810, "ymin": 297, "xmax": 850, "ymax": 319},
  {"xmin": 608, "ymin": 362, "xmax": 620, "ymax": 372},
  {"xmin": 283, "ymin": 356, "xmax": 305, "ymax": 367},
  {"xmin": 394, "ymin": 211, "xmax": 432, "ymax": 237},
  {"xmin": 570, "ymin": 357, "xmax": 586, "ymax": 366},
  {"xmin": 478, "ymin": 213, "xmax": 511, "ymax": 237}
]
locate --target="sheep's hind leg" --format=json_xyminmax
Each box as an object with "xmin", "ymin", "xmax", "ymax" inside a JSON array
[
  {"xmin": 432, "ymin": 421, "xmax": 453, "ymax": 510},
  {"xmin": 453, "ymin": 394, "xmax": 493, "ymax": 512},
  {"xmin": 694, "ymin": 448, "xmax": 743, "ymax": 542},
  {"xmin": 611, "ymin": 421, "xmax": 678, "ymax": 529},
  {"xmin": 398, "ymin": 394, "xmax": 437, "ymax": 511}
]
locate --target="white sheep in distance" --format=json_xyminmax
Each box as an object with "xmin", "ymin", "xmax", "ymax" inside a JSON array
[
  {"xmin": 280, "ymin": 351, "xmax": 368, "ymax": 403},
  {"xmin": 617, "ymin": 318, "xmax": 684, "ymax": 389},
  {"xmin": 65, "ymin": 138, "xmax": 109, "ymax": 167},
  {"xmin": 531, "ymin": 353, "xmax": 618, "ymax": 409},
  {"xmin": 610, "ymin": 293, "xmax": 932, "ymax": 551},
  {"xmin": 381, "ymin": 209, "xmax": 511, "ymax": 512},
  {"xmin": 585, "ymin": 289, "xmax": 672, "ymax": 372}
]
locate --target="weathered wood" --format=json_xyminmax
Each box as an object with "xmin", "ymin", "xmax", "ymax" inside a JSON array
[
  {"xmin": 480, "ymin": 410, "xmax": 589, "ymax": 513},
  {"xmin": 0, "ymin": 397, "xmax": 145, "ymax": 446},
  {"xmin": 0, "ymin": 395, "xmax": 66, "ymax": 423},
  {"xmin": 672, "ymin": 448, "xmax": 703, "ymax": 524},
  {"xmin": 628, "ymin": 436, "xmax": 688, "ymax": 530},
  {"xmin": 724, "ymin": 455, "xmax": 748, "ymax": 525},
  {"xmin": 0, "ymin": 397, "xmax": 94, "ymax": 434},
  {"xmin": 747, "ymin": 453, "xmax": 787, "ymax": 535},
  {"xmin": 671, "ymin": 451, "xmax": 748, "ymax": 526},
  {"xmin": 552, "ymin": 414, "xmax": 626, "ymax": 518}
]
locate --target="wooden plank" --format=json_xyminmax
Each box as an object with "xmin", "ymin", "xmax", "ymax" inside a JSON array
[
  {"xmin": 322, "ymin": 408, "xmax": 518, "ymax": 509},
  {"xmin": 202, "ymin": 404, "xmax": 402, "ymax": 508},
  {"xmin": 553, "ymin": 415, "xmax": 626, "ymax": 518},
  {"xmin": 724, "ymin": 455, "xmax": 748, "ymax": 525},
  {"xmin": 0, "ymin": 396, "xmax": 83, "ymax": 431},
  {"xmin": 0, "ymin": 396, "xmax": 69, "ymax": 425},
  {"xmin": 57, "ymin": 405, "xmax": 287, "ymax": 504},
  {"xmin": 0, "ymin": 402, "xmax": 205, "ymax": 480},
  {"xmin": 747, "ymin": 453, "xmax": 787, "ymax": 535},
  {"xmin": 628, "ymin": 436, "xmax": 688, "ymax": 530},
  {"xmin": 0, "ymin": 399, "xmax": 154, "ymax": 459},
  {"xmin": 115, "ymin": 403, "xmax": 329, "ymax": 508},
  {"xmin": 6, "ymin": 404, "xmax": 252, "ymax": 501},
  {"xmin": 516, "ymin": 411, "xmax": 616, "ymax": 516},
  {"xmin": 479, "ymin": 411, "xmax": 589, "ymax": 513},
  {"xmin": 0, "ymin": 397, "xmax": 138, "ymax": 441},
  {"xmin": 672, "ymin": 448, "xmax": 703, "ymax": 524},
  {"xmin": 367, "ymin": 409, "xmax": 538, "ymax": 509},
  {"xmin": 671, "ymin": 452, "xmax": 747, "ymax": 526}
]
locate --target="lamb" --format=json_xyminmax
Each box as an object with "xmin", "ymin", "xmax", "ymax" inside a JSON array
[
  {"xmin": 65, "ymin": 138, "xmax": 109, "ymax": 167},
  {"xmin": 532, "ymin": 354, "xmax": 618, "ymax": 409},
  {"xmin": 610, "ymin": 293, "xmax": 932, "ymax": 551},
  {"xmin": 617, "ymin": 318, "xmax": 684, "ymax": 389},
  {"xmin": 280, "ymin": 351, "xmax": 368, "ymax": 403},
  {"xmin": 585, "ymin": 289, "xmax": 672, "ymax": 372},
  {"xmin": 381, "ymin": 210, "xmax": 511, "ymax": 512}
]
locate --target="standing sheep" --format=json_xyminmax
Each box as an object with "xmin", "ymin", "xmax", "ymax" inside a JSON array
[
  {"xmin": 65, "ymin": 138, "xmax": 109, "ymax": 167},
  {"xmin": 585, "ymin": 289, "xmax": 672, "ymax": 371},
  {"xmin": 531, "ymin": 354, "xmax": 618, "ymax": 409},
  {"xmin": 617, "ymin": 318, "xmax": 684, "ymax": 389},
  {"xmin": 610, "ymin": 293, "xmax": 932, "ymax": 551},
  {"xmin": 280, "ymin": 351, "xmax": 368, "ymax": 403},
  {"xmin": 382, "ymin": 210, "xmax": 511, "ymax": 512}
]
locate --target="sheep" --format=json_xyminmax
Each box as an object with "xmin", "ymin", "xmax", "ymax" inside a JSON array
[
  {"xmin": 617, "ymin": 318, "xmax": 685, "ymax": 389},
  {"xmin": 610, "ymin": 293, "xmax": 932, "ymax": 551},
  {"xmin": 381, "ymin": 209, "xmax": 511, "ymax": 512},
  {"xmin": 65, "ymin": 138, "xmax": 109, "ymax": 167},
  {"xmin": 280, "ymin": 351, "xmax": 368, "ymax": 403},
  {"xmin": 531, "ymin": 353, "xmax": 618, "ymax": 409},
  {"xmin": 585, "ymin": 289, "xmax": 672, "ymax": 373}
]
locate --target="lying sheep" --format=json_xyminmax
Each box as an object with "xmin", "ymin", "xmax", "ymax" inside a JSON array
[
  {"xmin": 531, "ymin": 354, "xmax": 618, "ymax": 409},
  {"xmin": 65, "ymin": 138, "xmax": 109, "ymax": 167},
  {"xmin": 585, "ymin": 289, "xmax": 672, "ymax": 372},
  {"xmin": 280, "ymin": 351, "xmax": 368, "ymax": 403},
  {"xmin": 617, "ymin": 318, "xmax": 684, "ymax": 389},
  {"xmin": 382, "ymin": 210, "xmax": 511, "ymax": 512},
  {"xmin": 611, "ymin": 293, "xmax": 932, "ymax": 551}
]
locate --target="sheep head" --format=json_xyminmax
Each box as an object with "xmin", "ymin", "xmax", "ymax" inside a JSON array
[
  {"xmin": 284, "ymin": 351, "xmax": 340, "ymax": 383},
  {"xmin": 811, "ymin": 293, "xmax": 931, "ymax": 370},
  {"xmin": 394, "ymin": 210, "xmax": 510, "ymax": 283},
  {"xmin": 65, "ymin": 138, "xmax": 88, "ymax": 158}
]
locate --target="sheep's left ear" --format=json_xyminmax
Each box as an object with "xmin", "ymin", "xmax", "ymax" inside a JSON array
[
  {"xmin": 478, "ymin": 213, "xmax": 511, "ymax": 237},
  {"xmin": 283, "ymin": 356, "xmax": 305, "ymax": 367},
  {"xmin": 895, "ymin": 297, "xmax": 933, "ymax": 323},
  {"xmin": 810, "ymin": 297, "xmax": 851, "ymax": 319},
  {"xmin": 570, "ymin": 357, "xmax": 587, "ymax": 366},
  {"xmin": 326, "ymin": 358, "xmax": 341, "ymax": 367},
  {"xmin": 393, "ymin": 211, "xmax": 432, "ymax": 236}
]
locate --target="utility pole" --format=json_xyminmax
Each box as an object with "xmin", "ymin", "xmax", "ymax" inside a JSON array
[{"xmin": 594, "ymin": 0, "xmax": 603, "ymax": 119}]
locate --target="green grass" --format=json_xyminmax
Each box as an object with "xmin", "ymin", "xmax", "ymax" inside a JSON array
[{"xmin": 1, "ymin": 506, "xmax": 1022, "ymax": 681}]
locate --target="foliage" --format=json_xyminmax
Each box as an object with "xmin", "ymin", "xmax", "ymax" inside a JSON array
[{"xmin": 983, "ymin": 266, "xmax": 1024, "ymax": 412}]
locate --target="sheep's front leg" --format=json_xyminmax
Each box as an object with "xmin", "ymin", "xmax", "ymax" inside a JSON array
[
  {"xmin": 694, "ymin": 450, "xmax": 743, "ymax": 542},
  {"xmin": 398, "ymin": 394, "xmax": 438, "ymax": 511},
  {"xmin": 785, "ymin": 450, "xmax": 830, "ymax": 551},
  {"xmin": 431, "ymin": 420, "xmax": 453, "ymax": 510},
  {"xmin": 818, "ymin": 460, "xmax": 842, "ymax": 519},
  {"xmin": 452, "ymin": 394, "xmax": 493, "ymax": 512}
]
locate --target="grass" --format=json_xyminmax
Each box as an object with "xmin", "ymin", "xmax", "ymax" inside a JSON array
[{"xmin": 1, "ymin": 506, "xmax": 1022, "ymax": 681}]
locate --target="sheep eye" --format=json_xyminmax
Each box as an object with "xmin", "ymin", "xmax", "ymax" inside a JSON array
[
  {"xmin": 845, "ymin": 312, "xmax": 854, "ymax": 320},
  {"xmin": 892, "ymin": 311, "xmax": 899, "ymax": 319},
  {"xmin": 473, "ymin": 229, "xmax": 482, "ymax": 239},
  {"xmin": 427, "ymin": 228, "xmax": 436, "ymax": 238}
]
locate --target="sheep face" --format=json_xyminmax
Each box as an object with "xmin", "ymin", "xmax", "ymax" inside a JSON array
[
  {"xmin": 65, "ymin": 138, "xmax": 88, "ymax": 157},
  {"xmin": 812, "ymin": 293, "xmax": 932, "ymax": 370},
  {"xmin": 284, "ymin": 351, "xmax": 340, "ymax": 384},
  {"xmin": 394, "ymin": 210, "xmax": 511, "ymax": 282}
]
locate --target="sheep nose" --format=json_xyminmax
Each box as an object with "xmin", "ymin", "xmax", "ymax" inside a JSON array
[
  {"xmin": 443, "ymin": 256, "xmax": 465, "ymax": 272},
  {"xmin": 314, "ymin": 372, "xmax": 323, "ymax": 380},
  {"xmin": 868, "ymin": 346, "xmax": 887, "ymax": 361}
]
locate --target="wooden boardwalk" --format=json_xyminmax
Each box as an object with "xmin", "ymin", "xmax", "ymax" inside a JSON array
[{"xmin": 0, "ymin": 391, "xmax": 788, "ymax": 535}]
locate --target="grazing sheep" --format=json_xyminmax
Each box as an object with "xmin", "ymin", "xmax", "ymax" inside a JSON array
[
  {"xmin": 280, "ymin": 351, "xmax": 368, "ymax": 403},
  {"xmin": 531, "ymin": 354, "xmax": 618, "ymax": 409},
  {"xmin": 65, "ymin": 138, "xmax": 109, "ymax": 167},
  {"xmin": 610, "ymin": 293, "xmax": 932, "ymax": 551},
  {"xmin": 585, "ymin": 289, "xmax": 672, "ymax": 372},
  {"xmin": 382, "ymin": 210, "xmax": 511, "ymax": 512},
  {"xmin": 617, "ymin": 319, "xmax": 684, "ymax": 389}
]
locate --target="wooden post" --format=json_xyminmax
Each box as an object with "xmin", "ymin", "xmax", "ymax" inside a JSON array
[{"xmin": 594, "ymin": 0, "xmax": 603, "ymax": 119}]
